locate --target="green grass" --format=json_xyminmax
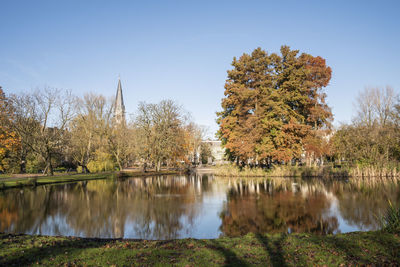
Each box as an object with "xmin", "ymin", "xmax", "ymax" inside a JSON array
[
  {"xmin": 0, "ymin": 174, "xmax": 9, "ymax": 179},
  {"xmin": 0, "ymin": 231, "xmax": 399, "ymax": 266},
  {"xmin": 381, "ymin": 201, "xmax": 400, "ymax": 233},
  {"xmin": 0, "ymin": 170, "xmax": 181, "ymax": 190}
]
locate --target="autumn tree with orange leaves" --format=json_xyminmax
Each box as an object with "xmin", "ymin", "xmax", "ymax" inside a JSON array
[
  {"xmin": 0, "ymin": 87, "xmax": 20, "ymax": 172},
  {"xmin": 217, "ymin": 46, "xmax": 332, "ymax": 165}
]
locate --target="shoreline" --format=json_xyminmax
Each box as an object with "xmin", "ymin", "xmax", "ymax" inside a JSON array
[
  {"xmin": 1, "ymin": 166, "xmax": 399, "ymax": 190},
  {"xmin": 1, "ymin": 231, "xmax": 399, "ymax": 266},
  {"xmin": 0, "ymin": 170, "xmax": 183, "ymax": 190},
  {"xmin": 209, "ymin": 165, "xmax": 400, "ymax": 179}
]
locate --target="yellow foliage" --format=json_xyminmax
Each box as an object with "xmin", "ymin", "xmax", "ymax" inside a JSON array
[
  {"xmin": 87, "ymin": 150, "xmax": 116, "ymax": 173},
  {"xmin": 0, "ymin": 128, "xmax": 20, "ymax": 172}
]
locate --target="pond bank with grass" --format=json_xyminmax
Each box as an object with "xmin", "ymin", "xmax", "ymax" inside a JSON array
[
  {"xmin": 1, "ymin": 231, "xmax": 399, "ymax": 266},
  {"xmin": 212, "ymin": 164, "xmax": 400, "ymax": 179},
  {"xmin": 0, "ymin": 170, "xmax": 182, "ymax": 190}
]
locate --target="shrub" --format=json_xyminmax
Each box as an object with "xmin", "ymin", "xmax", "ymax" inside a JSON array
[
  {"xmin": 54, "ymin": 167, "xmax": 66, "ymax": 173},
  {"xmin": 87, "ymin": 150, "xmax": 117, "ymax": 173},
  {"xmin": 26, "ymin": 156, "xmax": 45, "ymax": 174},
  {"xmin": 87, "ymin": 159, "xmax": 115, "ymax": 173}
]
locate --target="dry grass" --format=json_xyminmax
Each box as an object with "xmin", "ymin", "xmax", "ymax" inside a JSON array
[
  {"xmin": 213, "ymin": 164, "xmax": 400, "ymax": 179},
  {"xmin": 213, "ymin": 165, "xmax": 267, "ymax": 177}
]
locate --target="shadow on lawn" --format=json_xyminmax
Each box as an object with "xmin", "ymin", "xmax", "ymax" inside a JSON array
[
  {"xmin": 0, "ymin": 233, "xmax": 32, "ymax": 250},
  {"xmin": 0, "ymin": 235, "xmax": 111, "ymax": 266},
  {"xmin": 1, "ymin": 234, "xmax": 251, "ymax": 267},
  {"xmin": 4, "ymin": 232, "xmax": 398, "ymax": 266},
  {"xmin": 306, "ymin": 232, "xmax": 400, "ymax": 265},
  {"xmin": 255, "ymin": 233, "xmax": 287, "ymax": 267},
  {"xmin": 196, "ymin": 239, "xmax": 250, "ymax": 267}
]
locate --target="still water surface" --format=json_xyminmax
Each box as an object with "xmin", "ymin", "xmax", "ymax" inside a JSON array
[{"xmin": 0, "ymin": 174, "xmax": 399, "ymax": 239}]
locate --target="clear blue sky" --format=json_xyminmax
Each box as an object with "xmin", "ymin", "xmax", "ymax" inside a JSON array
[{"xmin": 1, "ymin": 0, "xmax": 399, "ymax": 137}]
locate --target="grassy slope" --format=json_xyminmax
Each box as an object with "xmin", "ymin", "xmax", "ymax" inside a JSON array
[
  {"xmin": 1, "ymin": 231, "xmax": 399, "ymax": 266},
  {"xmin": 0, "ymin": 170, "xmax": 181, "ymax": 190}
]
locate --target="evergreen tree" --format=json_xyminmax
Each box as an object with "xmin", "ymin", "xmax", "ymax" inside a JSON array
[{"xmin": 217, "ymin": 46, "xmax": 332, "ymax": 164}]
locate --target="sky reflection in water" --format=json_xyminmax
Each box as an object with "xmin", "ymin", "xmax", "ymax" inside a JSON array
[{"xmin": 0, "ymin": 174, "xmax": 399, "ymax": 239}]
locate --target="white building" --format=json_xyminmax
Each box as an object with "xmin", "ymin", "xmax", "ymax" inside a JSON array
[{"xmin": 201, "ymin": 140, "xmax": 226, "ymax": 164}]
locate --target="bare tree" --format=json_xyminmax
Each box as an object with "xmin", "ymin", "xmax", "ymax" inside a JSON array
[
  {"xmin": 106, "ymin": 122, "xmax": 134, "ymax": 171},
  {"xmin": 134, "ymin": 100, "xmax": 188, "ymax": 172},
  {"xmin": 373, "ymin": 86, "xmax": 396, "ymax": 126},
  {"xmin": 355, "ymin": 87, "xmax": 376, "ymax": 126},
  {"xmin": 69, "ymin": 93, "xmax": 112, "ymax": 172},
  {"xmin": 335, "ymin": 86, "xmax": 400, "ymax": 167},
  {"xmin": 10, "ymin": 88, "xmax": 76, "ymax": 176},
  {"xmin": 134, "ymin": 102, "xmax": 154, "ymax": 172},
  {"xmin": 354, "ymin": 86, "xmax": 397, "ymax": 127},
  {"xmin": 184, "ymin": 122, "xmax": 206, "ymax": 164}
]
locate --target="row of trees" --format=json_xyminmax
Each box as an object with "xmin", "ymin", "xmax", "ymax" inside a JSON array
[
  {"xmin": 0, "ymin": 87, "xmax": 206, "ymax": 175},
  {"xmin": 217, "ymin": 46, "xmax": 400, "ymax": 168},
  {"xmin": 333, "ymin": 86, "xmax": 400, "ymax": 167}
]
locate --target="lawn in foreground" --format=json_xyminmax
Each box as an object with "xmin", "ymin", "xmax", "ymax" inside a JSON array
[{"xmin": 1, "ymin": 231, "xmax": 399, "ymax": 266}]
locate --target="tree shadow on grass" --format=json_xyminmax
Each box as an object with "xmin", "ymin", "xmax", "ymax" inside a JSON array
[
  {"xmin": 0, "ymin": 233, "xmax": 31, "ymax": 250},
  {"xmin": 0, "ymin": 234, "xmax": 111, "ymax": 266},
  {"xmin": 255, "ymin": 233, "xmax": 287, "ymax": 267},
  {"xmin": 195, "ymin": 239, "xmax": 250, "ymax": 267},
  {"xmin": 306, "ymin": 232, "xmax": 400, "ymax": 265},
  {"xmin": 1, "ymin": 234, "xmax": 252, "ymax": 267}
]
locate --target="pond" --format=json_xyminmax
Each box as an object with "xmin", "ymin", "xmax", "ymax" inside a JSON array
[{"xmin": 0, "ymin": 174, "xmax": 399, "ymax": 240}]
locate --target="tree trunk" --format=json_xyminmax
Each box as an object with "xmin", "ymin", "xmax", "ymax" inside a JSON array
[
  {"xmin": 19, "ymin": 148, "xmax": 27, "ymax": 173},
  {"xmin": 142, "ymin": 162, "xmax": 147, "ymax": 173},
  {"xmin": 82, "ymin": 165, "xmax": 90, "ymax": 173},
  {"xmin": 117, "ymin": 161, "xmax": 123, "ymax": 172},
  {"xmin": 156, "ymin": 160, "xmax": 161, "ymax": 172},
  {"xmin": 46, "ymin": 158, "xmax": 54, "ymax": 176}
]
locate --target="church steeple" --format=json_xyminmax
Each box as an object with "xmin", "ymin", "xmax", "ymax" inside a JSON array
[{"xmin": 114, "ymin": 77, "xmax": 125, "ymax": 124}]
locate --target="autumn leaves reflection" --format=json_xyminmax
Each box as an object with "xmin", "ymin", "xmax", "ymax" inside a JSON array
[
  {"xmin": 0, "ymin": 175, "xmax": 399, "ymax": 239},
  {"xmin": 220, "ymin": 180, "xmax": 339, "ymax": 236}
]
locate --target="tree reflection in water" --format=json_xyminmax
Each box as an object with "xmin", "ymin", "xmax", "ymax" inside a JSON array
[
  {"xmin": 219, "ymin": 179, "xmax": 339, "ymax": 236},
  {"xmin": 0, "ymin": 176, "xmax": 203, "ymax": 239},
  {"xmin": 0, "ymin": 175, "xmax": 399, "ymax": 239}
]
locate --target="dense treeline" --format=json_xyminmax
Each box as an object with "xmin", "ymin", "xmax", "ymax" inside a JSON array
[
  {"xmin": 0, "ymin": 87, "xmax": 204, "ymax": 175},
  {"xmin": 218, "ymin": 46, "xmax": 400, "ymax": 171},
  {"xmin": 333, "ymin": 86, "xmax": 400, "ymax": 170},
  {"xmin": 1, "ymin": 47, "xmax": 399, "ymax": 176}
]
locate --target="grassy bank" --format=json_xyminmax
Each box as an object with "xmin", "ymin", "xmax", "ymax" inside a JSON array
[
  {"xmin": 0, "ymin": 170, "xmax": 182, "ymax": 190},
  {"xmin": 0, "ymin": 231, "xmax": 399, "ymax": 266},
  {"xmin": 213, "ymin": 164, "xmax": 400, "ymax": 178}
]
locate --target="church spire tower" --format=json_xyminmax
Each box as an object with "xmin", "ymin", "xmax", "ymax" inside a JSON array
[{"xmin": 114, "ymin": 76, "xmax": 126, "ymax": 124}]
